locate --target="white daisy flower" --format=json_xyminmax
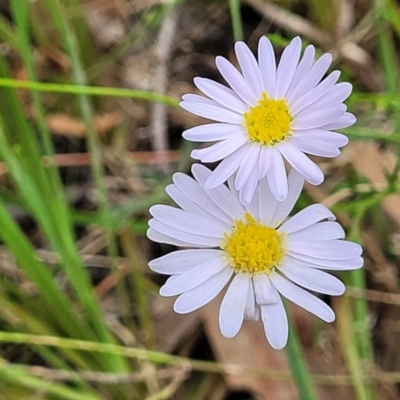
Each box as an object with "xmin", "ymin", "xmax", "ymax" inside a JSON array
[
  {"xmin": 147, "ymin": 164, "xmax": 363, "ymax": 350},
  {"xmin": 180, "ymin": 36, "xmax": 355, "ymax": 204}
]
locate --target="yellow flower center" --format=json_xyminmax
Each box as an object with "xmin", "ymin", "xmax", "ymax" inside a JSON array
[
  {"xmin": 244, "ymin": 92, "xmax": 292, "ymax": 146},
  {"xmin": 222, "ymin": 212, "xmax": 285, "ymax": 274}
]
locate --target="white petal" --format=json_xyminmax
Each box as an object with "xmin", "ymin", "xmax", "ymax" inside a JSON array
[
  {"xmin": 149, "ymin": 249, "xmax": 225, "ymax": 274},
  {"xmin": 219, "ymin": 273, "xmax": 250, "ymax": 338},
  {"xmin": 260, "ymin": 290, "xmax": 288, "ymax": 350},
  {"xmin": 235, "ymin": 42, "xmax": 264, "ymax": 97},
  {"xmin": 278, "ymin": 262, "xmax": 345, "ymax": 295},
  {"xmin": 192, "ymin": 164, "xmax": 244, "ymax": 219},
  {"xmin": 288, "ymin": 53, "xmax": 333, "ymax": 102},
  {"xmin": 279, "ymin": 204, "xmax": 335, "ymax": 234},
  {"xmin": 173, "ymin": 172, "xmax": 232, "ymax": 224},
  {"xmin": 290, "ymin": 71, "xmax": 340, "ymax": 115},
  {"xmin": 320, "ymin": 112, "xmax": 356, "ymax": 130},
  {"xmin": 289, "ymin": 240, "xmax": 363, "ymax": 260},
  {"xmin": 288, "ymin": 137, "xmax": 341, "ymax": 158},
  {"xmin": 191, "ymin": 134, "xmax": 247, "ymax": 163},
  {"xmin": 150, "ymin": 205, "xmax": 227, "ymax": 238},
  {"xmin": 180, "ymin": 100, "xmax": 243, "ymax": 124},
  {"xmin": 312, "ymin": 82, "xmax": 352, "ymax": 109},
  {"xmin": 288, "ymin": 221, "xmax": 345, "ymax": 242},
  {"xmin": 244, "ymin": 282, "xmax": 259, "ymax": 320},
  {"xmin": 183, "ymin": 123, "xmax": 246, "ymax": 142},
  {"xmin": 258, "ymin": 147, "xmax": 272, "ymax": 179},
  {"xmin": 258, "ymin": 175, "xmax": 278, "ymax": 226},
  {"xmin": 194, "ymin": 77, "xmax": 248, "ymax": 114},
  {"xmin": 239, "ymin": 160, "xmax": 260, "ymax": 206},
  {"xmin": 173, "ymin": 267, "xmax": 234, "ymax": 313},
  {"xmin": 278, "ymin": 142, "xmax": 324, "ymax": 185},
  {"xmin": 270, "ymin": 273, "xmax": 335, "ymax": 322},
  {"xmin": 270, "ymin": 169, "xmax": 304, "ymax": 227},
  {"xmin": 160, "ymin": 257, "xmax": 228, "ymax": 296},
  {"xmin": 293, "ymin": 105, "xmax": 346, "ymax": 130},
  {"xmin": 235, "ymin": 145, "xmax": 260, "ymax": 190},
  {"xmin": 267, "ymin": 148, "xmax": 288, "ymax": 201},
  {"xmin": 245, "ymin": 169, "xmax": 262, "ymax": 218},
  {"xmin": 253, "ymin": 274, "xmax": 280, "ymax": 305},
  {"xmin": 275, "ymin": 37, "xmax": 302, "ymax": 99},
  {"xmin": 227, "ymin": 174, "xmax": 240, "ymax": 201},
  {"xmin": 286, "ymin": 254, "xmax": 363, "ymax": 271},
  {"xmin": 181, "ymin": 93, "xmax": 219, "ymax": 105},
  {"xmin": 216, "ymin": 56, "xmax": 258, "ymax": 104},
  {"xmin": 205, "ymin": 144, "xmax": 251, "ymax": 189},
  {"xmin": 291, "ymin": 129, "xmax": 349, "ymax": 147},
  {"xmin": 147, "ymin": 227, "xmax": 195, "ymax": 247},
  {"xmin": 258, "ymin": 36, "xmax": 276, "ymax": 96},
  {"xmin": 286, "ymin": 45, "xmax": 316, "ymax": 99}
]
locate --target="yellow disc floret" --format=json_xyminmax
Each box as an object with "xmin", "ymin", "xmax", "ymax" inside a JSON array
[
  {"xmin": 222, "ymin": 212, "xmax": 285, "ymax": 274},
  {"xmin": 244, "ymin": 92, "xmax": 292, "ymax": 146}
]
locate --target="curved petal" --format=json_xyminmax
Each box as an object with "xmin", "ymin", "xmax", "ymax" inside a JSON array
[
  {"xmin": 279, "ymin": 204, "xmax": 335, "ymax": 234},
  {"xmin": 244, "ymin": 281, "xmax": 259, "ymax": 320},
  {"xmin": 253, "ymin": 274, "xmax": 280, "ymax": 305},
  {"xmin": 275, "ymin": 37, "xmax": 302, "ymax": 99},
  {"xmin": 147, "ymin": 227, "xmax": 196, "ymax": 247},
  {"xmin": 267, "ymin": 148, "xmax": 288, "ymax": 201},
  {"xmin": 286, "ymin": 253, "xmax": 364, "ymax": 270},
  {"xmin": 288, "ymin": 221, "xmax": 345, "ymax": 242},
  {"xmin": 173, "ymin": 267, "xmax": 233, "ymax": 313},
  {"xmin": 258, "ymin": 36, "xmax": 276, "ymax": 96},
  {"xmin": 194, "ymin": 77, "xmax": 248, "ymax": 114},
  {"xmin": 293, "ymin": 105, "xmax": 346, "ymax": 130},
  {"xmin": 235, "ymin": 42, "xmax": 264, "ymax": 97},
  {"xmin": 278, "ymin": 262, "xmax": 345, "ymax": 295},
  {"xmin": 219, "ymin": 273, "xmax": 250, "ymax": 337},
  {"xmin": 160, "ymin": 257, "xmax": 228, "ymax": 296},
  {"xmin": 278, "ymin": 142, "xmax": 324, "ymax": 185},
  {"xmin": 258, "ymin": 175, "xmax": 278, "ymax": 226},
  {"xmin": 320, "ymin": 112, "xmax": 356, "ymax": 130},
  {"xmin": 183, "ymin": 123, "xmax": 246, "ymax": 142},
  {"xmin": 235, "ymin": 145, "xmax": 260, "ymax": 190},
  {"xmin": 270, "ymin": 273, "xmax": 335, "ymax": 322},
  {"xmin": 288, "ymin": 137, "xmax": 341, "ymax": 158},
  {"xmin": 260, "ymin": 288, "xmax": 288, "ymax": 350},
  {"xmin": 216, "ymin": 56, "xmax": 258, "ymax": 105},
  {"xmin": 149, "ymin": 249, "xmax": 225, "ymax": 274},
  {"xmin": 239, "ymin": 157, "xmax": 260, "ymax": 206},
  {"xmin": 258, "ymin": 147, "xmax": 272, "ymax": 179}
]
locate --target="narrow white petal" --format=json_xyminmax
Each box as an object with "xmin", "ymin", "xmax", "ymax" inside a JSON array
[
  {"xmin": 239, "ymin": 163, "xmax": 260, "ymax": 206},
  {"xmin": 181, "ymin": 93, "xmax": 219, "ymax": 105},
  {"xmin": 183, "ymin": 123, "xmax": 246, "ymax": 142},
  {"xmin": 258, "ymin": 36, "xmax": 276, "ymax": 96},
  {"xmin": 160, "ymin": 257, "xmax": 228, "ymax": 296},
  {"xmin": 173, "ymin": 267, "xmax": 233, "ymax": 313},
  {"xmin": 270, "ymin": 169, "xmax": 304, "ymax": 227},
  {"xmin": 149, "ymin": 249, "xmax": 225, "ymax": 274},
  {"xmin": 194, "ymin": 77, "xmax": 247, "ymax": 114},
  {"xmin": 192, "ymin": 164, "xmax": 244, "ymax": 219},
  {"xmin": 235, "ymin": 145, "xmax": 260, "ymax": 190},
  {"xmin": 227, "ymin": 175, "xmax": 240, "ymax": 201},
  {"xmin": 245, "ymin": 168, "xmax": 262, "ymax": 219},
  {"xmin": 235, "ymin": 42, "xmax": 264, "ymax": 97},
  {"xmin": 173, "ymin": 172, "xmax": 232, "ymax": 224},
  {"xmin": 258, "ymin": 147, "xmax": 272, "ymax": 179},
  {"xmin": 320, "ymin": 112, "xmax": 356, "ymax": 130},
  {"xmin": 270, "ymin": 273, "xmax": 335, "ymax": 322},
  {"xmin": 244, "ymin": 282, "xmax": 259, "ymax": 320},
  {"xmin": 289, "ymin": 240, "xmax": 363, "ymax": 260},
  {"xmin": 286, "ymin": 253, "xmax": 364, "ymax": 271},
  {"xmin": 288, "ymin": 53, "xmax": 333, "ymax": 102},
  {"xmin": 288, "ymin": 137, "xmax": 341, "ymax": 158},
  {"xmin": 278, "ymin": 262, "xmax": 345, "ymax": 295},
  {"xmin": 275, "ymin": 37, "xmax": 302, "ymax": 99},
  {"xmin": 312, "ymin": 82, "xmax": 352, "ymax": 110},
  {"xmin": 219, "ymin": 273, "xmax": 250, "ymax": 337},
  {"xmin": 283, "ymin": 253, "xmax": 364, "ymax": 271},
  {"xmin": 149, "ymin": 219, "xmax": 221, "ymax": 247},
  {"xmin": 279, "ymin": 204, "xmax": 335, "ymax": 234},
  {"xmin": 290, "ymin": 71, "xmax": 340, "ymax": 115},
  {"xmin": 288, "ymin": 221, "xmax": 345, "ymax": 242},
  {"xmin": 216, "ymin": 56, "xmax": 258, "ymax": 104},
  {"xmin": 278, "ymin": 142, "xmax": 324, "ymax": 185},
  {"xmin": 258, "ymin": 175, "xmax": 278, "ymax": 226},
  {"xmin": 191, "ymin": 135, "xmax": 247, "ymax": 163},
  {"xmin": 180, "ymin": 101, "xmax": 243, "ymax": 124},
  {"xmin": 205, "ymin": 144, "xmax": 251, "ymax": 189},
  {"xmin": 260, "ymin": 290, "xmax": 288, "ymax": 350},
  {"xmin": 253, "ymin": 274, "xmax": 280, "ymax": 305},
  {"xmin": 293, "ymin": 105, "xmax": 346, "ymax": 130},
  {"xmin": 292, "ymin": 129, "xmax": 349, "ymax": 147},
  {"xmin": 267, "ymin": 148, "xmax": 288, "ymax": 201},
  {"xmin": 147, "ymin": 227, "xmax": 195, "ymax": 247},
  {"xmin": 286, "ymin": 45, "xmax": 316, "ymax": 99}
]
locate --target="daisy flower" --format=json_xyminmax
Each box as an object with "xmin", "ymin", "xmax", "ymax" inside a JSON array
[
  {"xmin": 147, "ymin": 164, "xmax": 363, "ymax": 349},
  {"xmin": 180, "ymin": 36, "xmax": 355, "ymax": 204}
]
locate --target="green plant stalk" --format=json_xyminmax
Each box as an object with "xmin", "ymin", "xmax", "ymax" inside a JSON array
[
  {"xmin": 285, "ymin": 316, "xmax": 317, "ymax": 400},
  {"xmin": 228, "ymin": 0, "xmax": 244, "ymax": 41}
]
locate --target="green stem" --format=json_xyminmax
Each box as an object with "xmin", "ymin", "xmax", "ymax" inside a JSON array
[{"xmin": 228, "ymin": 0, "xmax": 244, "ymax": 41}]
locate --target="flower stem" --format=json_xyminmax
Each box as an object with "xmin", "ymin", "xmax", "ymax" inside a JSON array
[{"xmin": 228, "ymin": 0, "xmax": 244, "ymax": 41}]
